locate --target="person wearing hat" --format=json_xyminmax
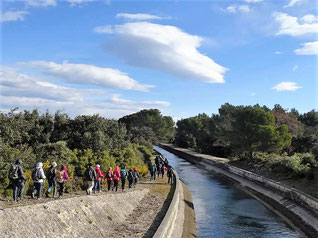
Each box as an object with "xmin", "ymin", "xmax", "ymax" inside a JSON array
[
  {"xmin": 94, "ymin": 164, "xmax": 104, "ymax": 193},
  {"xmin": 45, "ymin": 162, "xmax": 57, "ymax": 198}
]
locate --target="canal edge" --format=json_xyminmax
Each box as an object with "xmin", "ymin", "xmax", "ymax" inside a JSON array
[{"xmin": 159, "ymin": 143, "xmax": 318, "ymax": 238}]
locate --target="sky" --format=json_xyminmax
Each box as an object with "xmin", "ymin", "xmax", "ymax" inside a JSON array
[{"xmin": 1, "ymin": 0, "xmax": 317, "ymax": 120}]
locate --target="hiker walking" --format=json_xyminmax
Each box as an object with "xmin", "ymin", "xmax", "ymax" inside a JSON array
[
  {"xmin": 167, "ymin": 166, "xmax": 173, "ymax": 184},
  {"xmin": 155, "ymin": 157, "xmax": 161, "ymax": 177},
  {"xmin": 127, "ymin": 168, "xmax": 134, "ymax": 188},
  {"xmin": 84, "ymin": 163, "xmax": 96, "ymax": 195},
  {"xmin": 45, "ymin": 162, "xmax": 57, "ymax": 198},
  {"xmin": 120, "ymin": 166, "xmax": 127, "ymax": 191},
  {"xmin": 113, "ymin": 166, "xmax": 121, "ymax": 192},
  {"xmin": 9, "ymin": 159, "xmax": 25, "ymax": 202},
  {"xmin": 132, "ymin": 168, "xmax": 139, "ymax": 187},
  {"xmin": 31, "ymin": 162, "xmax": 46, "ymax": 199},
  {"xmin": 150, "ymin": 164, "xmax": 156, "ymax": 181},
  {"xmin": 56, "ymin": 165, "xmax": 69, "ymax": 198},
  {"xmin": 106, "ymin": 167, "xmax": 114, "ymax": 191},
  {"xmin": 94, "ymin": 164, "xmax": 104, "ymax": 193},
  {"xmin": 160, "ymin": 164, "xmax": 166, "ymax": 179}
]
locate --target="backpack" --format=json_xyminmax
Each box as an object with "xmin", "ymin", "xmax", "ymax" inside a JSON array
[
  {"xmin": 106, "ymin": 170, "xmax": 112, "ymax": 179},
  {"xmin": 128, "ymin": 171, "xmax": 133, "ymax": 180},
  {"xmin": 120, "ymin": 169, "xmax": 127, "ymax": 178},
  {"xmin": 85, "ymin": 168, "xmax": 95, "ymax": 181},
  {"xmin": 113, "ymin": 171, "xmax": 118, "ymax": 180},
  {"xmin": 150, "ymin": 166, "xmax": 156, "ymax": 173},
  {"xmin": 56, "ymin": 171, "xmax": 65, "ymax": 183},
  {"xmin": 32, "ymin": 168, "xmax": 40, "ymax": 182},
  {"xmin": 95, "ymin": 169, "xmax": 100, "ymax": 179},
  {"xmin": 46, "ymin": 167, "xmax": 55, "ymax": 181},
  {"xmin": 8, "ymin": 164, "xmax": 19, "ymax": 180}
]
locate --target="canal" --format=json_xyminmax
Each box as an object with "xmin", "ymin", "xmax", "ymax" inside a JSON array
[{"xmin": 154, "ymin": 146, "xmax": 300, "ymax": 238}]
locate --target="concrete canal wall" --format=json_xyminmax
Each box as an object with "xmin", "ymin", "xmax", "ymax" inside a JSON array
[{"xmin": 159, "ymin": 144, "xmax": 318, "ymax": 238}]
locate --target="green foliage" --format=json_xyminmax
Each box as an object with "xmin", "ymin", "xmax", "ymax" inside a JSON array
[
  {"xmin": 119, "ymin": 109, "xmax": 175, "ymax": 143},
  {"xmin": 0, "ymin": 109, "xmax": 154, "ymax": 199}
]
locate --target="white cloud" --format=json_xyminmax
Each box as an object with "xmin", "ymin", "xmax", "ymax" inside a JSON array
[
  {"xmin": 0, "ymin": 67, "xmax": 169, "ymax": 118},
  {"xmin": 294, "ymin": 41, "xmax": 318, "ymax": 55},
  {"xmin": 300, "ymin": 14, "xmax": 318, "ymax": 24},
  {"xmin": 292, "ymin": 65, "xmax": 298, "ymax": 71},
  {"xmin": 226, "ymin": 5, "xmax": 250, "ymax": 14},
  {"xmin": 23, "ymin": 61, "xmax": 153, "ymax": 92},
  {"xmin": 245, "ymin": 0, "xmax": 263, "ymax": 2},
  {"xmin": 275, "ymin": 51, "xmax": 282, "ymax": 54},
  {"xmin": 67, "ymin": 0, "xmax": 95, "ymax": 6},
  {"xmin": 25, "ymin": 0, "xmax": 57, "ymax": 7},
  {"xmin": 274, "ymin": 12, "xmax": 318, "ymax": 36},
  {"xmin": 272, "ymin": 82, "xmax": 302, "ymax": 91},
  {"xmin": 96, "ymin": 21, "xmax": 227, "ymax": 83},
  {"xmin": 94, "ymin": 25, "xmax": 113, "ymax": 34},
  {"xmin": 284, "ymin": 0, "xmax": 303, "ymax": 8},
  {"xmin": 116, "ymin": 13, "xmax": 162, "ymax": 21},
  {"xmin": 0, "ymin": 11, "xmax": 29, "ymax": 22}
]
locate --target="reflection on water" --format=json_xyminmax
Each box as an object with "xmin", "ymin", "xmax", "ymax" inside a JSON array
[{"xmin": 154, "ymin": 146, "xmax": 300, "ymax": 238}]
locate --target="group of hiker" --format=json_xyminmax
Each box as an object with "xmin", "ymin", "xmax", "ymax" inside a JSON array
[
  {"xmin": 83, "ymin": 163, "xmax": 140, "ymax": 195},
  {"xmin": 7, "ymin": 154, "xmax": 172, "ymax": 202},
  {"xmin": 150, "ymin": 155, "xmax": 174, "ymax": 184}
]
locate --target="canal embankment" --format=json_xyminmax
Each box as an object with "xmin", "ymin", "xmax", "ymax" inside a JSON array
[{"xmin": 159, "ymin": 143, "xmax": 318, "ymax": 238}]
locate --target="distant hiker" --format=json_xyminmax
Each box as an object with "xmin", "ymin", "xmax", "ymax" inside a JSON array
[
  {"xmin": 132, "ymin": 168, "xmax": 139, "ymax": 187},
  {"xmin": 156, "ymin": 163, "xmax": 161, "ymax": 177},
  {"xmin": 31, "ymin": 162, "xmax": 46, "ymax": 199},
  {"xmin": 56, "ymin": 165, "xmax": 69, "ymax": 198},
  {"xmin": 113, "ymin": 166, "xmax": 121, "ymax": 192},
  {"xmin": 120, "ymin": 166, "xmax": 127, "ymax": 191},
  {"xmin": 164, "ymin": 158, "xmax": 169, "ymax": 167},
  {"xmin": 167, "ymin": 166, "xmax": 173, "ymax": 184},
  {"xmin": 94, "ymin": 164, "xmax": 104, "ymax": 193},
  {"xmin": 45, "ymin": 161, "xmax": 57, "ymax": 198},
  {"xmin": 150, "ymin": 164, "xmax": 156, "ymax": 181},
  {"xmin": 84, "ymin": 163, "xmax": 96, "ymax": 195},
  {"xmin": 155, "ymin": 157, "xmax": 161, "ymax": 177},
  {"xmin": 9, "ymin": 159, "xmax": 25, "ymax": 202},
  {"xmin": 106, "ymin": 167, "xmax": 114, "ymax": 191},
  {"xmin": 155, "ymin": 156, "xmax": 160, "ymax": 167},
  {"xmin": 160, "ymin": 165, "xmax": 166, "ymax": 179},
  {"xmin": 127, "ymin": 168, "xmax": 134, "ymax": 188}
]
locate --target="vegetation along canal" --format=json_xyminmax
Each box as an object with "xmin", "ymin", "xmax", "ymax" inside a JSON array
[{"xmin": 154, "ymin": 146, "xmax": 300, "ymax": 238}]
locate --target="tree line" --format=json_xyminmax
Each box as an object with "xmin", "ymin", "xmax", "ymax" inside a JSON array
[{"xmin": 175, "ymin": 104, "xmax": 318, "ymax": 178}]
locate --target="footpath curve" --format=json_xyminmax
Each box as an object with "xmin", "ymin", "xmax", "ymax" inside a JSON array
[{"xmin": 160, "ymin": 143, "xmax": 318, "ymax": 238}]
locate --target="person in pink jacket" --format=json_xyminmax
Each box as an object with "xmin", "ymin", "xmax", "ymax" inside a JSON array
[
  {"xmin": 113, "ymin": 166, "xmax": 121, "ymax": 192},
  {"xmin": 94, "ymin": 165, "xmax": 104, "ymax": 193}
]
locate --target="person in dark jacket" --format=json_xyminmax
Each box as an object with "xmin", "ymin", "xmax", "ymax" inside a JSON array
[
  {"xmin": 127, "ymin": 168, "xmax": 134, "ymax": 188},
  {"xmin": 10, "ymin": 159, "xmax": 26, "ymax": 202},
  {"xmin": 45, "ymin": 161, "xmax": 57, "ymax": 198},
  {"xmin": 84, "ymin": 163, "xmax": 96, "ymax": 195},
  {"xmin": 150, "ymin": 164, "xmax": 156, "ymax": 181},
  {"xmin": 167, "ymin": 166, "xmax": 173, "ymax": 184},
  {"xmin": 160, "ymin": 164, "xmax": 165, "ymax": 179}
]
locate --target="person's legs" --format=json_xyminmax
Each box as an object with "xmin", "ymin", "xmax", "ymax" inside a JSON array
[
  {"xmin": 52, "ymin": 180, "xmax": 57, "ymax": 197},
  {"xmin": 59, "ymin": 182, "xmax": 65, "ymax": 197},
  {"xmin": 18, "ymin": 181, "xmax": 24, "ymax": 200},
  {"xmin": 121, "ymin": 179, "xmax": 125, "ymax": 190},
  {"xmin": 37, "ymin": 182, "xmax": 43, "ymax": 198},
  {"xmin": 12, "ymin": 180, "xmax": 18, "ymax": 201},
  {"xmin": 46, "ymin": 180, "xmax": 52, "ymax": 197},
  {"xmin": 107, "ymin": 180, "xmax": 111, "ymax": 191}
]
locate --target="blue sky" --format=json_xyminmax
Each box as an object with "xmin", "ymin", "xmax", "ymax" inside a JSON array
[{"xmin": 1, "ymin": 0, "xmax": 317, "ymax": 120}]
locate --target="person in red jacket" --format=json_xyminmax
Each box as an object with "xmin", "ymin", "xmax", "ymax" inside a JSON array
[
  {"xmin": 106, "ymin": 167, "xmax": 113, "ymax": 191},
  {"xmin": 113, "ymin": 166, "xmax": 121, "ymax": 192},
  {"xmin": 94, "ymin": 165, "xmax": 104, "ymax": 193}
]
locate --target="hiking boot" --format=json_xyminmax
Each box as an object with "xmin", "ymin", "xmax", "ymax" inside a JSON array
[
  {"xmin": 31, "ymin": 192, "xmax": 35, "ymax": 199},
  {"xmin": 45, "ymin": 193, "xmax": 49, "ymax": 198}
]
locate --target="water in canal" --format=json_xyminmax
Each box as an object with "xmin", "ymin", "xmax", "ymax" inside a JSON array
[{"xmin": 154, "ymin": 146, "xmax": 300, "ymax": 238}]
